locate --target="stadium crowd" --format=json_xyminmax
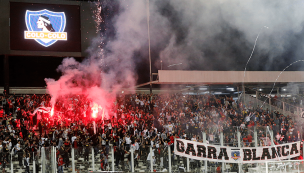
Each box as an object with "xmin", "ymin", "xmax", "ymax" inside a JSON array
[
  {"xmin": 258, "ymin": 92, "xmax": 304, "ymax": 113},
  {"xmin": 0, "ymin": 91, "xmax": 303, "ymax": 172}
]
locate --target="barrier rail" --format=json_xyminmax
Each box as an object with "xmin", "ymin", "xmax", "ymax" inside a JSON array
[{"xmin": 3, "ymin": 127, "xmax": 302, "ymax": 173}]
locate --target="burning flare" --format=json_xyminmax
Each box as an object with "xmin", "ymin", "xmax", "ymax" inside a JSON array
[
  {"xmin": 50, "ymin": 107, "xmax": 54, "ymax": 116},
  {"xmin": 91, "ymin": 102, "xmax": 102, "ymax": 118}
]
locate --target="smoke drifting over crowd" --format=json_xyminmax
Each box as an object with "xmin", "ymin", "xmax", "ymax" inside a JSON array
[
  {"xmin": 95, "ymin": 0, "xmax": 304, "ymax": 80},
  {"xmin": 44, "ymin": 0, "xmax": 304, "ymax": 118},
  {"xmin": 152, "ymin": 0, "xmax": 304, "ymax": 71}
]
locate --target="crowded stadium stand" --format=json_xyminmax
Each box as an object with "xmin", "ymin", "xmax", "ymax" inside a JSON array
[
  {"xmin": 0, "ymin": 0, "xmax": 304, "ymax": 172},
  {"xmin": 0, "ymin": 70, "xmax": 304, "ymax": 172}
]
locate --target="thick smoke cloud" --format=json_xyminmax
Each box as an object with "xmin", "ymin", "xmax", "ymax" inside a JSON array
[
  {"xmin": 45, "ymin": 0, "xmax": 304, "ymax": 114},
  {"xmin": 45, "ymin": 57, "xmax": 114, "ymax": 117},
  {"xmin": 147, "ymin": 0, "xmax": 304, "ymax": 71},
  {"xmin": 45, "ymin": 1, "xmax": 151, "ymax": 117}
]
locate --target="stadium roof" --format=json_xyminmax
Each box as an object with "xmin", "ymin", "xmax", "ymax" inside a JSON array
[
  {"xmin": 134, "ymin": 70, "xmax": 304, "ymax": 94},
  {"xmin": 157, "ymin": 70, "xmax": 304, "ymax": 84}
]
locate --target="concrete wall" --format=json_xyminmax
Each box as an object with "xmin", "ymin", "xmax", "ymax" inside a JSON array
[
  {"xmin": 0, "ymin": 87, "xmax": 180, "ymax": 95},
  {"xmin": 0, "ymin": 87, "xmax": 47, "ymax": 94}
]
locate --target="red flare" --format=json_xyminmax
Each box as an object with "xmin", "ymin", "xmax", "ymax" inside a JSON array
[{"xmin": 50, "ymin": 107, "xmax": 54, "ymax": 116}]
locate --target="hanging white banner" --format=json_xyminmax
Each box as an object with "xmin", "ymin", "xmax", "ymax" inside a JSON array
[{"xmin": 174, "ymin": 138, "xmax": 300, "ymax": 163}]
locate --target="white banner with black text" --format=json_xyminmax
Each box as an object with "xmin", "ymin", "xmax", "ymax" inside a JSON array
[{"xmin": 174, "ymin": 138, "xmax": 300, "ymax": 163}]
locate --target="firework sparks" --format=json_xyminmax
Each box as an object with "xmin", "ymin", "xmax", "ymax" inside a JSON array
[{"xmin": 93, "ymin": 1, "xmax": 104, "ymax": 33}]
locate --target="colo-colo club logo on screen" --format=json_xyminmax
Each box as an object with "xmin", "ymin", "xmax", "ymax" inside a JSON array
[{"xmin": 24, "ymin": 9, "xmax": 67, "ymax": 47}]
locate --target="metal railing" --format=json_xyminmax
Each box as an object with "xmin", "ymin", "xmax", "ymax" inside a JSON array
[
  {"xmin": 243, "ymin": 94, "xmax": 304, "ymax": 123},
  {"xmin": 3, "ymin": 127, "xmax": 302, "ymax": 173}
]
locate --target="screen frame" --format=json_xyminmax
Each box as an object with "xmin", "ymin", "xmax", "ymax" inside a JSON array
[{"xmin": 9, "ymin": 1, "xmax": 82, "ymax": 55}]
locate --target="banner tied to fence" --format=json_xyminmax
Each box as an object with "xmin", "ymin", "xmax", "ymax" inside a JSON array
[{"xmin": 174, "ymin": 138, "xmax": 300, "ymax": 163}]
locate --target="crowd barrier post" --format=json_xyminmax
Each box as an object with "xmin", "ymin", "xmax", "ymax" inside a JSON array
[
  {"xmin": 255, "ymin": 127, "xmax": 261, "ymax": 172},
  {"xmin": 265, "ymin": 126, "xmax": 268, "ymax": 145},
  {"xmin": 237, "ymin": 128, "xmax": 242, "ymax": 173},
  {"xmin": 187, "ymin": 157, "xmax": 190, "ymax": 172},
  {"xmin": 53, "ymin": 146, "xmax": 56, "ymax": 173},
  {"xmin": 254, "ymin": 127, "xmax": 257, "ymax": 147},
  {"xmin": 168, "ymin": 144, "xmax": 171, "ymax": 173},
  {"xmin": 50, "ymin": 147, "xmax": 53, "ymax": 173},
  {"xmin": 220, "ymin": 131, "xmax": 224, "ymax": 172},
  {"xmin": 33, "ymin": 153, "xmax": 36, "ymax": 173},
  {"xmin": 51, "ymin": 146, "xmax": 54, "ymax": 173},
  {"xmin": 202, "ymin": 132, "xmax": 207, "ymax": 172},
  {"xmin": 242, "ymin": 85, "xmax": 245, "ymax": 103},
  {"xmin": 41, "ymin": 147, "xmax": 45, "ymax": 173},
  {"xmin": 270, "ymin": 128, "xmax": 274, "ymax": 146},
  {"xmin": 283, "ymin": 102, "xmax": 285, "ymax": 114},
  {"xmin": 237, "ymin": 128, "xmax": 241, "ymax": 147},
  {"xmin": 131, "ymin": 146, "xmax": 134, "ymax": 172},
  {"xmin": 10, "ymin": 152, "xmax": 13, "ymax": 173},
  {"xmin": 55, "ymin": 147, "xmax": 57, "ymax": 173},
  {"xmin": 150, "ymin": 146, "xmax": 153, "ymax": 172},
  {"xmin": 266, "ymin": 126, "xmax": 269, "ymax": 145},
  {"xmin": 269, "ymin": 96, "xmax": 271, "ymax": 113},
  {"xmin": 111, "ymin": 146, "xmax": 115, "ymax": 171},
  {"xmin": 72, "ymin": 148, "xmax": 75, "ymax": 173},
  {"xmin": 256, "ymin": 91, "xmax": 258, "ymax": 108},
  {"xmin": 51, "ymin": 147, "xmax": 53, "ymax": 173},
  {"xmin": 54, "ymin": 146, "xmax": 57, "ymax": 173},
  {"xmin": 265, "ymin": 161, "xmax": 268, "ymax": 173},
  {"xmin": 92, "ymin": 147, "xmax": 95, "ymax": 171}
]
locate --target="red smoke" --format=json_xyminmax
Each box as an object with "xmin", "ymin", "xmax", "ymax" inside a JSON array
[{"xmin": 45, "ymin": 58, "xmax": 116, "ymax": 121}]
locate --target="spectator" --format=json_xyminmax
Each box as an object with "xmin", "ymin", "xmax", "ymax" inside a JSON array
[
  {"xmin": 23, "ymin": 153, "xmax": 30, "ymax": 173},
  {"xmin": 1, "ymin": 157, "xmax": 7, "ymax": 173},
  {"xmin": 57, "ymin": 154, "xmax": 64, "ymax": 173}
]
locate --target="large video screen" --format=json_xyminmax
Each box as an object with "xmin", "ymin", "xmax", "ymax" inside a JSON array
[{"xmin": 10, "ymin": 2, "xmax": 81, "ymax": 52}]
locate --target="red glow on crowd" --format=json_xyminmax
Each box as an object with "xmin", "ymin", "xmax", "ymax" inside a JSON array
[{"xmin": 49, "ymin": 94, "xmax": 109, "ymax": 125}]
